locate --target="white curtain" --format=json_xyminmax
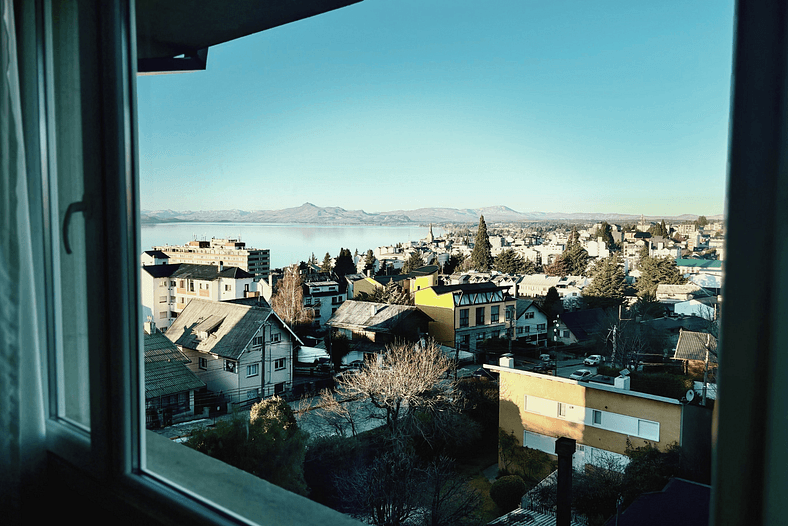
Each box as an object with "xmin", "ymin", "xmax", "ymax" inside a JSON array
[{"xmin": 0, "ymin": 0, "xmax": 46, "ymax": 521}]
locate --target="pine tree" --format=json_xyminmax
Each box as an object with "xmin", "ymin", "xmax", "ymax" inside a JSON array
[
  {"xmin": 333, "ymin": 248, "xmax": 356, "ymax": 279},
  {"xmin": 470, "ymin": 215, "xmax": 493, "ymax": 271},
  {"xmin": 321, "ymin": 252, "xmax": 333, "ymax": 273},
  {"xmin": 493, "ymin": 249, "xmax": 525, "ymax": 274},
  {"xmin": 636, "ymin": 256, "xmax": 687, "ymax": 296},
  {"xmin": 583, "ymin": 256, "xmax": 627, "ymax": 309},
  {"xmin": 363, "ymin": 249, "xmax": 376, "ymax": 274},
  {"xmin": 401, "ymin": 251, "xmax": 426, "ymax": 274}
]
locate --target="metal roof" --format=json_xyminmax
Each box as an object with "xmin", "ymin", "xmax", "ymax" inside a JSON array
[
  {"xmin": 673, "ymin": 330, "xmax": 718, "ymax": 364},
  {"xmin": 166, "ymin": 298, "xmax": 300, "ymax": 359}
]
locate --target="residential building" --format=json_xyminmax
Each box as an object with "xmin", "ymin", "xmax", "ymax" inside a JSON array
[
  {"xmin": 303, "ymin": 279, "xmax": 345, "ymax": 328},
  {"xmin": 673, "ymin": 330, "xmax": 718, "ymax": 380},
  {"xmin": 141, "ymin": 263, "xmax": 256, "ymax": 329},
  {"xmin": 675, "ymin": 258, "xmax": 723, "ymax": 277},
  {"xmin": 513, "ymin": 299, "xmax": 548, "ymax": 344},
  {"xmin": 414, "ymin": 283, "xmax": 516, "ymax": 354},
  {"xmin": 166, "ymin": 298, "xmax": 301, "ymax": 404},
  {"xmin": 152, "ymin": 238, "xmax": 271, "ymax": 280},
  {"xmin": 489, "ymin": 363, "xmax": 711, "ymax": 473},
  {"xmin": 553, "ymin": 308, "xmax": 606, "ymax": 346},
  {"xmin": 326, "ymin": 300, "xmax": 432, "ymax": 344},
  {"xmin": 144, "ymin": 323, "xmax": 205, "ymax": 428}
]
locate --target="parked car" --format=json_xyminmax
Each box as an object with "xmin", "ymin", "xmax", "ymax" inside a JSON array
[
  {"xmin": 584, "ymin": 355, "xmax": 603, "ymax": 366},
  {"xmin": 569, "ymin": 369, "xmax": 594, "ymax": 380}
]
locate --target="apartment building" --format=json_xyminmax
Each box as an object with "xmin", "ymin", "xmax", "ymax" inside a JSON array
[
  {"xmin": 141, "ymin": 263, "xmax": 256, "ymax": 329},
  {"xmin": 153, "ymin": 238, "xmax": 270, "ymax": 280},
  {"xmin": 488, "ymin": 364, "xmax": 711, "ymax": 473}
]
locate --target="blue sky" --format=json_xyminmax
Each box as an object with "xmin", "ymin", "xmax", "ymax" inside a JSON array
[{"xmin": 137, "ymin": 0, "xmax": 735, "ymax": 216}]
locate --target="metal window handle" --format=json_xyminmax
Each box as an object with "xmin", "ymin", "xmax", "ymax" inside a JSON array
[{"xmin": 62, "ymin": 200, "xmax": 87, "ymax": 255}]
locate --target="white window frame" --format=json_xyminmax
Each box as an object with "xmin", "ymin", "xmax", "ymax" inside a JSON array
[
  {"xmin": 247, "ymin": 364, "xmax": 259, "ymax": 377},
  {"xmin": 274, "ymin": 358, "xmax": 286, "ymax": 371}
]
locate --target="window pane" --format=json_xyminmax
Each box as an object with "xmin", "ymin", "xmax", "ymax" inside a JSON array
[{"xmin": 46, "ymin": 0, "xmax": 92, "ymax": 429}]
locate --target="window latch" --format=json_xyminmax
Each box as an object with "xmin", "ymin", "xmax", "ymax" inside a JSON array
[{"xmin": 62, "ymin": 199, "xmax": 88, "ymax": 255}]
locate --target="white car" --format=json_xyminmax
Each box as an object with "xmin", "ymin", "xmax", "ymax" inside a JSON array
[
  {"xmin": 569, "ymin": 369, "xmax": 594, "ymax": 380},
  {"xmin": 584, "ymin": 355, "xmax": 603, "ymax": 366}
]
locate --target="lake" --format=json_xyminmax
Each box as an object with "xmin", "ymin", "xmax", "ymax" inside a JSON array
[{"xmin": 141, "ymin": 222, "xmax": 445, "ymax": 269}]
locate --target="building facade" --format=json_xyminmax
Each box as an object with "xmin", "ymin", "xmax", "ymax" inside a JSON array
[
  {"xmin": 141, "ymin": 263, "xmax": 256, "ymax": 329},
  {"xmin": 414, "ymin": 283, "xmax": 516, "ymax": 355},
  {"xmin": 153, "ymin": 238, "xmax": 271, "ymax": 280}
]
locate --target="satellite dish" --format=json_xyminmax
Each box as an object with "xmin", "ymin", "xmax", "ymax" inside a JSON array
[
  {"xmin": 619, "ymin": 368, "xmax": 630, "ymax": 377},
  {"xmin": 686, "ymin": 389, "xmax": 696, "ymax": 402}
]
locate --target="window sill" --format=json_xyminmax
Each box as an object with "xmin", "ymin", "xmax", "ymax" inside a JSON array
[{"xmin": 144, "ymin": 431, "xmax": 362, "ymax": 526}]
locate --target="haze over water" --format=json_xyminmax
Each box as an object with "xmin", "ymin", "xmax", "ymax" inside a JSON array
[{"xmin": 141, "ymin": 222, "xmax": 445, "ymax": 270}]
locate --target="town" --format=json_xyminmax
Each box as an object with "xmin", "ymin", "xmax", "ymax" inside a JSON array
[{"xmin": 140, "ymin": 214, "xmax": 722, "ymax": 526}]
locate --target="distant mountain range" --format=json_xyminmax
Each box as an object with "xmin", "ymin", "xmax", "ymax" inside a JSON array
[{"xmin": 141, "ymin": 203, "xmax": 723, "ymax": 225}]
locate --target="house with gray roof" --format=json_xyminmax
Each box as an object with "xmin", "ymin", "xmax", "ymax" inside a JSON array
[
  {"xmin": 144, "ymin": 324, "xmax": 205, "ymax": 428},
  {"xmin": 673, "ymin": 329, "xmax": 717, "ymax": 380},
  {"xmin": 165, "ymin": 298, "xmax": 301, "ymax": 405},
  {"xmin": 513, "ymin": 299, "xmax": 548, "ymax": 344},
  {"xmin": 326, "ymin": 300, "xmax": 432, "ymax": 344}
]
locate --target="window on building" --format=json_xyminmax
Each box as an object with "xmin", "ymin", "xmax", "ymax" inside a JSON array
[
  {"xmin": 274, "ymin": 358, "xmax": 286, "ymax": 370},
  {"xmin": 271, "ymin": 332, "xmax": 281, "ymax": 343},
  {"xmin": 537, "ymin": 323, "xmax": 546, "ymax": 331},
  {"xmin": 491, "ymin": 305, "xmax": 499, "ymax": 323},
  {"xmin": 247, "ymin": 364, "xmax": 259, "ymax": 377},
  {"xmin": 459, "ymin": 308, "xmax": 469, "ymax": 327},
  {"xmin": 189, "ymin": 281, "xmax": 194, "ymax": 292},
  {"xmin": 246, "ymin": 388, "xmax": 259, "ymax": 400},
  {"xmin": 563, "ymin": 330, "xmax": 570, "ymax": 338},
  {"xmin": 159, "ymin": 295, "xmax": 167, "ymax": 303},
  {"xmin": 593, "ymin": 410, "xmax": 602, "ymax": 425},
  {"xmin": 199, "ymin": 357, "xmax": 207, "ymax": 370},
  {"xmin": 159, "ymin": 311, "xmax": 167, "ymax": 319},
  {"xmin": 224, "ymin": 360, "xmax": 236, "ymax": 373},
  {"xmin": 558, "ymin": 402, "xmax": 566, "ymax": 418},
  {"xmin": 253, "ymin": 336, "xmax": 263, "ymax": 347},
  {"xmin": 505, "ymin": 306, "xmax": 514, "ymax": 321},
  {"xmin": 476, "ymin": 307, "xmax": 485, "ymax": 325}
]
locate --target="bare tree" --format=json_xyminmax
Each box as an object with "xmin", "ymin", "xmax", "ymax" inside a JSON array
[
  {"xmin": 270, "ymin": 264, "xmax": 313, "ymax": 331},
  {"xmin": 336, "ymin": 339, "xmax": 456, "ymax": 444},
  {"xmin": 420, "ymin": 457, "xmax": 482, "ymax": 526},
  {"xmin": 312, "ymin": 387, "xmax": 360, "ymax": 437}
]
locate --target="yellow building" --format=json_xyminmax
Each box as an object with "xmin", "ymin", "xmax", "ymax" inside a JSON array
[
  {"xmin": 414, "ymin": 283, "xmax": 517, "ymax": 354},
  {"xmin": 488, "ymin": 364, "xmax": 710, "ymax": 472}
]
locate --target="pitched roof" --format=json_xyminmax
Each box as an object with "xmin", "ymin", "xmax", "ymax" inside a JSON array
[
  {"xmin": 515, "ymin": 299, "xmax": 543, "ymax": 318},
  {"xmin": 605, "ymin": 478, "xmax": 710, "ymax": 526},
  {"xmin": 144, "ymin": 331, "xmax": 204, "ymax": 399},
  {"xmin": 557, "ymin": 308, "xmax": 606, "ymax": 341},
  {"xmin": 326, "ymin": 300, "xmax": 431, "ymax": 333},
  {"xmin": 409, "ymin": 265, "xmax": 439, "ymax": 276},
  {"xmin": 142, "ymin": 263, "xmax": 253, "ymax": 280},
  {"xmin": 165, "ymin": 298, "xmax": 300, "ymax": 359},
  {"xmin": 673, "ymin": 330, "xmax": 718, "ymax": 364}
]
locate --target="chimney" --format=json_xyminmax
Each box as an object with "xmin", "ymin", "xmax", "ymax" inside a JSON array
[
  {"xmin": 219, "ymin": 260, "xmax": 224, "ymax": 272},
  {"xmin": 499, "ymin": 353, "xmax": 514, "ymax": 368},
  {"xmin": 555, "ymin": 437, "xmax": 576, "ymax": 526}
]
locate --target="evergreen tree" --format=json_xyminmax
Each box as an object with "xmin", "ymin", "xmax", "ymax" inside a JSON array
[
  {"xmin": 401, "ymin": 251, "xmax": 426, "ymax": 274},
  {"xmin": 187, "ymin": 398, "xmax": 309, "ymax": 495},
  {"xmin": 321, "ymin": 252, "xmax": 333, "ymax": 273},
  {"xmin": 334, "ymin": 248, "xmax": 356, "ymax": 279},
  {"xmin": 695, "ymin": 215, "xmax": 709, "ymax": 228},
  {"xmin": 637, "ymin": 256, "xmax": 687, "ymax": 296},
  {"xmin": 542, "ymin": 286, "xmax": 563, "ymax": 322},
  {"xmin": 493, "ymin": 249, "xmax": 525, "ymax": 274},
  {"xmin": 593, "ymin": 221, "xmax": 616, "ymax": 249},
  {"xmin": 562, "ymin": 242, "xmax": 590, "ymax": 275},
  {"xmin": 583, "ymin": 256, "xmax": 627, "ymax": 310},
  {"xmin": 544, "ymin": 255, "xmax": 569, "ymax": 277},
  {"xmin": 470, "ymin": 215, "xmax": 493, "ymax": 271},
  {"xmin": 442, "ymin": 253, "xmax": 464, "ymax": 275},
  {"xmin": 308, "ymin": 252, "xmax": 317, "ymax": 265},
  {"xmin": 363, "ymin": 249, "xmax": 377, "ymax": 275}
]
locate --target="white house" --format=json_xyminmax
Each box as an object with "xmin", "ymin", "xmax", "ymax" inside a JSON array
[
  {"xmin": 166, "ymin": 298, "xmax": 301, "ymax": 404},
  {"xmin": 513, "ymin": 299, "xmax": 548, "ymax": 344}
]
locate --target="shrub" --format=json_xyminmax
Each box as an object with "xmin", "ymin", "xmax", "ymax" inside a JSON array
[{"xmin": 489, "ymin": 475, "xmax": 527, "ymax": 512}]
